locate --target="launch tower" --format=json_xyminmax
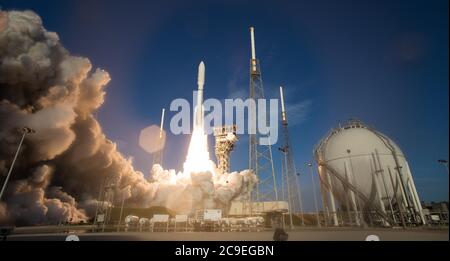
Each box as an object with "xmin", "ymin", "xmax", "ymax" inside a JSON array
[
  {"xmin": 248, "ymin": 27, "xmax": 278, "ymax": 202},
  {"xmin": 214, "ymin": 125, "xmax": 238, "ymax": 173}
]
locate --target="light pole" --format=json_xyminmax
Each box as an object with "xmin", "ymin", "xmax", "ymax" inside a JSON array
[
  {"xmin": 438, "ymin": 159, "xmax": 449, "ymax": 174},
  {"xmin": 0, "ymin": 127, "xmax": 35, "ymax": 201},
  {"xmin": 308, "ymin": 163, "xmax": 321, "ymax": 227}
]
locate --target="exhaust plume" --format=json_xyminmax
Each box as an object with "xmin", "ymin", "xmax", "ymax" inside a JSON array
[{"xmin": 0, "ymin": 10, "xmax": 256, "ymax": 225}]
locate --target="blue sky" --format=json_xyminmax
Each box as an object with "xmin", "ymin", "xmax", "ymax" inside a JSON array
[{"xmin": 2, "ymin": 0, "xmax": 448, "ymax": 210}]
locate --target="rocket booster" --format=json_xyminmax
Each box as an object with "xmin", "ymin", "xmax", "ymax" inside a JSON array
[{"xmin": 195, "ymin": 61, "xmax": 205, "ymax": 128}]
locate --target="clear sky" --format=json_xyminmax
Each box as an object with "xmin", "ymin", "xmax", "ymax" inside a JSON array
[{"xmin": 2, "ymin": 0, "xmax": 448, "ymax": 210}]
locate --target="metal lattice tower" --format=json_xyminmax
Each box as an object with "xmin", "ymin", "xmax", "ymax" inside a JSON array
[
  {"xmin": 214, "ymin": 125, "xmax": 238, "ymax": 173},
  {"xmin": 279, "ymin": 86, "xmax": 305, "ymax": 227},
  {"xmin": 248, "ymin": 27, "xmax": 278, "ymax": 202}
]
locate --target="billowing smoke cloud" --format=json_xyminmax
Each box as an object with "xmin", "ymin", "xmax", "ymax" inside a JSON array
[
  {"xmin": 0, "ymin": 10, "xmax": 256, "ymax": 225},
  {"xmin": 149, "ymin": 165, "xmax": 256, "ymax": 214},
  {"xmin": 4, "ymin": 165, "xmax": 87, "ymax": 225}
]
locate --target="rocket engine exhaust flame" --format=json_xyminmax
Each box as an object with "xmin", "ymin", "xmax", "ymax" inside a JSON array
[{"xmin": 184, "ymin": 127, "xmax": 215, "ymax": 174}]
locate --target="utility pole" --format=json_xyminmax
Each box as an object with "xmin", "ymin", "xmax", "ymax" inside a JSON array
[{"xmin": 0, "ymin": 127, "xmax": 36, "ymax": 201}]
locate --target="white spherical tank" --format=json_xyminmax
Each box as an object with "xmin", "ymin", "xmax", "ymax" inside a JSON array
[{"xmin": 314, "ymin": 119, "xmax": 425, "ymax": 226}]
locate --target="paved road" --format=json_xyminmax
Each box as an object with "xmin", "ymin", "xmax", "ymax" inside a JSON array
[{"xmin": 7, "ymin": 228, "xmax": 449, "ymax": 241}]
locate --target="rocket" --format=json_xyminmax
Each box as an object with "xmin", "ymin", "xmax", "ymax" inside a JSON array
[{"xmin": 195, "ymin": 61, "xmax": 205, "ymax": 128}]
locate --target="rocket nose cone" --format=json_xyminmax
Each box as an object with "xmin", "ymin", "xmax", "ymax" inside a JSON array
[
  {"xmin": 198, "ymin": 61, "xmax": 205, "ymax": 87},
  {"xmin": 199, "ymin": 61, "xmax": 205, "ymax": 73}
]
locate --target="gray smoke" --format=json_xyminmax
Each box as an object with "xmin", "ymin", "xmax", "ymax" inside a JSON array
[
  {"xmin": 0, "ymin": 10, "xmax": 153, "ymax": 225},
  {"xmin": 0, "ymin": 10, "xmax": 256, "ymax": 226},
  {"xmin": 4, "ymin": 165, "xmax": 87, "ymax": 225}
]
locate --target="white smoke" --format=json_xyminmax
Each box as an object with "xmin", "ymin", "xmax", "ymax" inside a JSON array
[
  {"xmin": 148, "ymin": 164, "xmax": 257, "ymax": 214},
  {"xmin": 0, "ymin": 10, "xmax": 256, "ymax": 225}
]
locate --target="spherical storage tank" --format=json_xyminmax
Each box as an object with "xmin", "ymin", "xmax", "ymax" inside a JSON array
[{"xmin": 314, "ymin": 119, "xmax": 425, "ymax": 226}]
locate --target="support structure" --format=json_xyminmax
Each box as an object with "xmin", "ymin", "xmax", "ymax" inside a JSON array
[
  {"xmin": 213, "ymin": 125, "xmax": 238, "ymax": 173},
  {"xmin": 308, "ymin": 163, "xmax": 322, "ymax": 227},
  {"xmin": 367, "ymin": 123, "xmax": 425, "ymax": 225},
  {"xmin": 314, "ymin": 119, "xmax": 426, "ymax": 227},
  {"xmin": 248, "ymin": 27, "xmax": 278, "ymax": 202},
  {"xmin": 325, "ymin": 170, "xmax": 339, "ymax": 226},
  {"xmin": 279, "ymin": 86, "xmax": 304, "ymax": 226},
  {"xmin": 344, "ymin": 161, "xmax": 360, "ymax": 226}
]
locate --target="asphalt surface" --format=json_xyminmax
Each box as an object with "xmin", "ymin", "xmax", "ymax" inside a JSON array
[{"xmin": 6, "ymin": 228, "xmax": 449, "ymax": 241}]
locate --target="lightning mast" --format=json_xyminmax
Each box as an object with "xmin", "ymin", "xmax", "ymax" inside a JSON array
[
  {"xmin": 152, "ymin": 108, "xmax": 165, "ymax": 167},
  {"xmin": 279, "ymin": 86, "xmax": 305, "ymax": 227},
  {"xmin": 248, "ymin": 27, "xmax": 278, "ymax": 202}
]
